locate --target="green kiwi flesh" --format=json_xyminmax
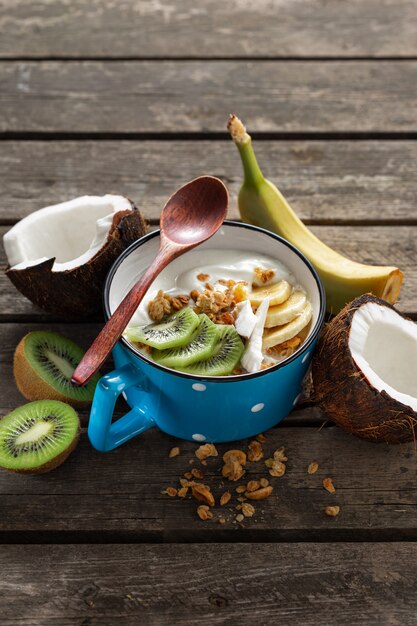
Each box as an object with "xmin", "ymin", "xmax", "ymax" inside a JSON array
[
  {"xmin": 16, "ymin": 331, "xmax": 100, "ymax": 404},
  {"xmin": 152, "ymin": 314, "xmax": 219, "ymax": 369},
  {"xmin": 183, "ymin": 325, "xmax": 244, "ymax": 377},
  {"xmin": 0, "ymin": 400, "xmax": 80, "ymax": 473},
  {"xmin": 126, "ymin": 307, "xmax": 200, "ymax": 349}
]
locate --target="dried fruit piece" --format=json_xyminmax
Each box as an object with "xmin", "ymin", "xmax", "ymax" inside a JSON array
[
  {"xmin": 241, "ymin": 503, "xmax": 255, "ymax": 518},
  {"xmin": 245, "ymin": 486, "xmax": 273, "ymax": 500},
  {"xmin": 325, "ymin": 505, "xmax": 340, "ymax": 517},
  {"xmin": 323, "ymin": 477, "xmax": 336, "ymax": 494},
  {"xmin": 220, "ymin": 491, "xmax": 231, "ymax": 506},
  {"xmin": 197, "ymin": 505, "xmax": 213, "ymax": 520},
  {"xmin": 308, "ymin": 462, "xmax": 319, "ymax": 475},
  {"xmin": 192, "ymin": 483, "xmax": 215, "ymax": 507},
  {"xmin": 169, "ymin": 446, "xmax": 180, "ymax": 458},
  {"xmin": 195, "ymin": 443, "xmax": 218, "ymax": 461},
  {"xmin": 248, "ymin": 440, "xmax": 264, "ymax": 462}
]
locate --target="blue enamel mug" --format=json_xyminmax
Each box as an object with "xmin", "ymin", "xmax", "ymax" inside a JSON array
[{"xmin": 88, "ymin": 221, "xmax": 326, "ymax": 451}]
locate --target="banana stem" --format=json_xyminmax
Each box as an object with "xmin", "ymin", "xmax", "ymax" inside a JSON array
[{"xmin": 227, "ymin": 114, "xmax": 264, "ymax": 186}]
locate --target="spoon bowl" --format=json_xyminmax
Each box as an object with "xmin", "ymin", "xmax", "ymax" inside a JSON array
[{"xmin": 72, "ymin": 176, "xmax": 228, "ymax": 386}]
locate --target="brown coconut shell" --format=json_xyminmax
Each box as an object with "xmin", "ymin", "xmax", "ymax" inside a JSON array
[
  {"xmin": 3, "ymin": 423, "xmax": 80, "ymax": 475},
  {"xmin": 312, "ymin": 293, "xmax": 417, "ymax": 443},
  {"xmin": 5, "ymin": 202, "xmax": 147, "ymax": 319}
]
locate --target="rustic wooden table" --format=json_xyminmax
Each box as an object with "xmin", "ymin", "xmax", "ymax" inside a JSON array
[{"xmin": 1, "ymin": 1, "xmax": 417, "ymax": 624}]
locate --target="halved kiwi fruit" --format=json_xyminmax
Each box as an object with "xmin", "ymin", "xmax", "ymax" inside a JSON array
[
  {"xmin": 126, "ymin": 307, "xmax": 200, "ymax": 349},
  {"xmin": 183, "ymin": 325, "xmax": 244, "ymax": 377},
  {"xmin": 0, "ymin": 400, "xmax": 80, "ymax": 474},
  {"xmin": 14, "ymin": 331, "xmax": 100, "ymax": 407},
  {"xmin": 152, "ymin": 314, "xmax": 219, "ymax": 369}
]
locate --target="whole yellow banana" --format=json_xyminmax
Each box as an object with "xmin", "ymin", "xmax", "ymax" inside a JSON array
[{"xmin": 227, "ymin": 114, "xmax": 403, "ymax": 313}]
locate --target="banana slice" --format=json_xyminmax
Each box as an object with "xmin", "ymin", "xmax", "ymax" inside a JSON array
[
  {"xmin": 263, "ymin": 302, "xmax": 313, "ymax": 350},
  {"xmin": 250, "ymin": 280, "xmax": 291, "ymax": 307},
  {"xmin": 265, "ymin": 290, "xmax": 307, "ymax": 328}
]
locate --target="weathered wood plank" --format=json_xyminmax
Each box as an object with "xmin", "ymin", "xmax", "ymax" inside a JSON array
[
  {"xmin": 2, "ymin": 543, "xmax": 417, "ymax": 625},
  {"xmin": 2, "ymin": 226, "xmax": 416, "ymax": 318},
  {"xmin": 1, "ymin": 140, "xmax": 417, "ymax": 224},
  {"xmin": 1, "ymin": 61, "xmax": 417, "ymax": 133},
  {"xmin": 0, "ymin": 321, "xmax": 320, "ymax": 425},
  {"xmin": 1, "ymin": 0, "xmax": 416, "ymax": 58},
  {"xmin": 0, "ymin": 425, "xmax": 416, "ymax": 541}
]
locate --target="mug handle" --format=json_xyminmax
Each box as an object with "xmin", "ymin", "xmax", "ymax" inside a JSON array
[{"xmin": 88, "ymin": 363, "xmax": 155, "ymax": 452}]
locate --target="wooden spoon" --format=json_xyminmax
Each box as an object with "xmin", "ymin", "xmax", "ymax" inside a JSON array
[{"xmin": 71, "ymin": 176, "xmax": 228, "ymax": 386}]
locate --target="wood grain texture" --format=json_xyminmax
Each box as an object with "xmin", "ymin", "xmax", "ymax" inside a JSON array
[
  {"xmin": 1, "ymin": 425, "xmax": 416, "ymax": 541},
  {"xmin": 1, "ymin": 140, "xmax": 417, "ymax": 224},
  {"xmin": 0, "ymin": 0, "xmax": 416, "ymax": 58},
  {"xmin": 2, "ymin": 226, "xmax": 416, "ymax": 318},
  {"xmin": 2, "ymin": 543, "xmax": 417, "ymax": 625},
  {"xmin": 1, "ymin": 61, "xmax": 417, "ymax": 133}
]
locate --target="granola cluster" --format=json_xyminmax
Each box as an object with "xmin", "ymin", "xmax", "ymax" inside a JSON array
[
  {"xmin": 253, "ymin": 266, "xmax": 276, "ymax": 285},
  {"xmin": 148, "ymin": 290, "xmax": 190, "ymax": 321},
  {"xmin": 163, "ymin": 434, "xmax": 341, "ymax": 523}
]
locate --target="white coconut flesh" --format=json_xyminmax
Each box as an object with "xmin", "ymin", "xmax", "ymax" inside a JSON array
[
  {"xmin": 348, "ymin": 301, "xmax": 417, "ymax": 411},
  {"xmin": 4, "ymin": 195, "xmax": 132, "ymax": 272}
]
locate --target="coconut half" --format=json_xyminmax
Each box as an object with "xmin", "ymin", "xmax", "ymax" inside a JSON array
[
  {"xmin": 4, "ymin": 195, "xmax": 147, "ymax": 318},
  {"xmin": 312, "ymin": 294, "xmax": 417, "ymax": 443}
]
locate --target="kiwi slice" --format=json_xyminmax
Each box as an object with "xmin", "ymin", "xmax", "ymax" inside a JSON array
[
  {"xmin": 152, "ymin": 314, "xmax": 219, "ymax": 369},
  {"xmin": 183, "ymin": 325, "xmax": 244, "ymax": 377},
  {"xmin": 0, "ymin": 400, "xmax": 80, "ymax": 474},
  {"xmin": 14, "ymin": 331, "xmax": 100, "ymax": 407},
  {"xmin": 126, "ymin": 307, "xmax": 200, "ymax": 349}
]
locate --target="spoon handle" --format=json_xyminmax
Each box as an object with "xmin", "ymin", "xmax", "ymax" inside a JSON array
[{"xmin": 71, "ymin": 245, "xmax": 175, "ymax": 386}]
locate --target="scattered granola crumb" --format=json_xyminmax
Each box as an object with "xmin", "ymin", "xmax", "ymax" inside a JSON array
[
  {"xmin": 191, "ymin": 468, "xmax": 205, "ymax": 479},
  {"xmin": 223, "ymin": 450, "xmax": 247, "ymax": 465},
  {"xmin": 308, "ymin": 462, "xmax": 319, "ymax": 475},
  {"xmin": 190, "ymin": 289, "xmax": 200, "ymax": 302},
  {"xmin": 241, "ymin": 503, "xmax": 255, "ymax": 518},
  {"xmin": 237, "ymin": 496, "xmax": 247, "ymax": 502},
  {"xmin": 192, "ymin": 483, "xmax": 215, "ymax": 507},
  {"xmin": 248, "ymin": 440, "xmax": 264, "ymax": 462},
  {"xmin": 184, "ymin": 471, "xmax": 193, "ymax": 480},
  {"xmin": 323, "ymin": 477, "xmax": 336, "ymax": 494},
  {"xmin": 260, "ymin": 478, "xmax": 269, "ymax": 488},
  {"xmin": 162, "ymin": 487, "xmax": 178, "ymax": 497},
  {"xmin": 256, "ymin": 433, "xmax": 267, "ymax": 443},
  {"xmin": 236, "ymin": 485, "xmax": 246, "ymax": 494},
  {"xmin": 171, "ymin": 295, "xmax": 190, "ymax": 311},
  {"xmin": 273, "ymin": 447, "xmax": 288, "ymax": 462},
  {"xmin": 269, "ymin": 461, "xmax": 286, "ymax": 478},
  {"xmin": 245, "ymin": 486, "xmax": 273, "ymax": 500},
  {"xmin": 324, "ymin": 505, "xmax": 340, "ymax": 517},
  {"xmin": 189, "ymin": 459, "xmax": 195, "ymax": 464},
  {"xmin": 195, "ymin": 443, "xmax": 218, "ymax": 461},
  {"xmin": 246, "ymin": 480, "xmax": 260, "ymax": 492},
  {"xmin": 219, "ymin": 516, "xmax": 226, "ymax": 525},
  {"xmin": 180, "ymin": 478, "xmax": 194, "ymax": 488},
  {"xmin": 169, "ymin": 446, "xmax": 180, "ymax": 458},
  {"xmin": 197, "ymin": 505, "xmax": 213, "ymax": 520},
  {"xmin": 265, "ymin": 458, "xmax": 274, "ymax": 468},
  {"xmin": 197, "ymin": 273, "xmax": 209, "ymax": 282},
  {"xmin": 220, "ymin": 491, "xmax": 231, "ymax": 506},
  {"xmin": 236, "ymin": 513, "xmax": 244, "ymax": 523},
  {"xmin": 178, "ymin": 486, "xmax": 188, "ymax": 498}
]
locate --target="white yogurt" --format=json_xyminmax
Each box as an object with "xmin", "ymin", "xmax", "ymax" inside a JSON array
[{"xmin": 128, "ymin": 248, "xmax": 296, "ymax": 328}]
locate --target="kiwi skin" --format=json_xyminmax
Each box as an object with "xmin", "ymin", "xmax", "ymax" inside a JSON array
[
  {"xmin": 7, "ymin": 426, "xmax": 80, "ymax": 475},
  {"xmin": 14, "ymin": 334, "xmax": 92, "ymax": 408}
]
